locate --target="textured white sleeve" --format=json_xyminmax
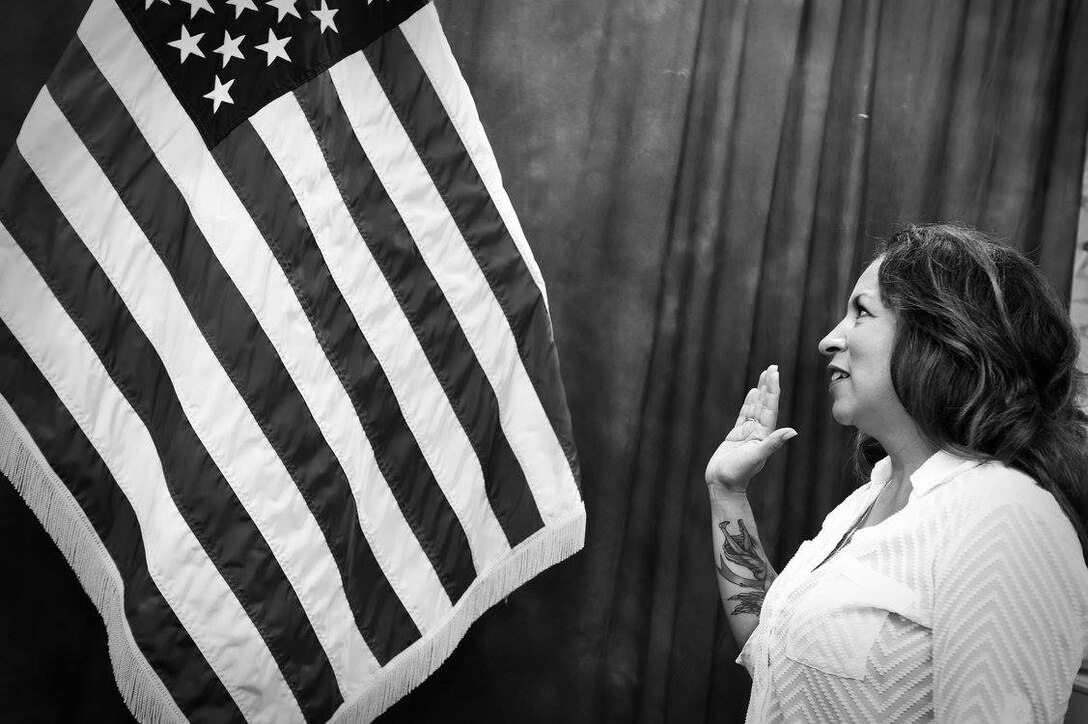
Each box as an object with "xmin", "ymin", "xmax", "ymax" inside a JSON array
[
  {"xmin": 933, "ymin": 499, "xmax": 1088, "ymax": 723},
  {"xmin": 735, "ymin": 628, "xmax": 758, "ymax": 677}
]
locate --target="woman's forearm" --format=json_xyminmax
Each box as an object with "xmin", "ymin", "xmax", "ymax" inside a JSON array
[
  {"xmin": 703, "ymin": 364, "xmax": 791, "ymax": 650},
  {"xmin": 708, "ymin": 485, "xmax": 777, "ymax": 651}
]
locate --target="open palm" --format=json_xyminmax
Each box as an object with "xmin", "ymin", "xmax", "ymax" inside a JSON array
[{"xmin": 705, "ymin": 365, "xmax": 797, "ymax": 492}]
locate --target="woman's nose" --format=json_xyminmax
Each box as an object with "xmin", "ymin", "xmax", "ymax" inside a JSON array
[{"xmin": 818, "ymin": 318, "xmax": 847, "ymax": 356}]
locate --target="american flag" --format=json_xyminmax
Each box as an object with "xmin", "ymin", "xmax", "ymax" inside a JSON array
[{"xmin": 0, "ymin": 0, "xmax": 584, "ymax": 721}]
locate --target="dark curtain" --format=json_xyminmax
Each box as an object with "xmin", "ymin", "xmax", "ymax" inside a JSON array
[{"xmin": 1, "ymin": 1, "xmax": 1086, "ymax": 722}]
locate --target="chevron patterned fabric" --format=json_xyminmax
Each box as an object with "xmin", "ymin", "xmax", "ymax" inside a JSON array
[{"xmin": 739, "ymin": 451, "xmax": 1088, "ymax": 723}]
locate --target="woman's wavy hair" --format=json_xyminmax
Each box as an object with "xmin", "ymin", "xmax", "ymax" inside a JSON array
[{"xmin": 854, "ymin": 223, "xmax": 1088, "ymax": 559}]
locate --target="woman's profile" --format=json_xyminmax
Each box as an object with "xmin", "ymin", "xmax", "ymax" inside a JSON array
[{"xmin": 706, "ymin": 223, "xmax": 1088, "ymax": 722}]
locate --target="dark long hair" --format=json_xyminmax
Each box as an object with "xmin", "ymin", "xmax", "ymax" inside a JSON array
[{"xmin": 854, "ymin": 223, "xmax": 1088, "ymax": 559}]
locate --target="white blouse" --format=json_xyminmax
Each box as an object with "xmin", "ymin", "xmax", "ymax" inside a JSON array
[{"xmin": 738, "ymin": 451, "xmax": 1088, "ymax": 722}]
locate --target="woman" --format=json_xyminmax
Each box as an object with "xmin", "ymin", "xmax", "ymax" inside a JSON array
[{"xmin": 706, "ymin": 224, "xmax": 1088, "ymax": 722}]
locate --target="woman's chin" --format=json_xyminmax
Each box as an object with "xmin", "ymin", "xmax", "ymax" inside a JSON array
[{"xmin": 829, "ymin": 403, "xmax": 853, "ymax": 426}]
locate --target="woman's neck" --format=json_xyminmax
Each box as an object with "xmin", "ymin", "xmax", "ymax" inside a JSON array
[
  {"xmin": 874, "ymin": 420, "xmax": 939, "ymax": 489},
  {"xmin": 859, "ymin": 428, "xmax": 937, "ymax": 528}
]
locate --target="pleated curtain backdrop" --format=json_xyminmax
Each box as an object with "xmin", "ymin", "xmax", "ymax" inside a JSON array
[
  {"xmin": 1073, "ymin": 128, "xmax": 1088, "ymax": 379},
  {"xmin": 1, "ymin": 1, "xmax": 1086, "ymax": 722},
  {"xmin": 389, "ymin": 1, "xmax": 1088, "ymax": 722}
]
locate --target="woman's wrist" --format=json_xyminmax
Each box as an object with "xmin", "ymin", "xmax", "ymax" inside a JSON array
[{"xmin": 707, "ymin": 481, "xmax": 750, "ymax": 506}]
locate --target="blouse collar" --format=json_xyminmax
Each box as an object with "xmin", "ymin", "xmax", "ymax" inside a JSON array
[{"xmin": 870, "ymin": 450, "xmax": 983, "ymax": 502}]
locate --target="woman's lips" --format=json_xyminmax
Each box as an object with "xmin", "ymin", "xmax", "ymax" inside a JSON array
[{"xmin": 828, "ymin": 370, "xmax": 849, "ymax": 389}]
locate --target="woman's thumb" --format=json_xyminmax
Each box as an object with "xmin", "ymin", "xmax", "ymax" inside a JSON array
[{"xmin": 761, "ymin": 428, "xmax": 798, "ymax": 456}]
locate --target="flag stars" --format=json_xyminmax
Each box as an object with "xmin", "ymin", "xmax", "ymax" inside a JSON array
[
  {"xmin": 312, "ymin": 0, "xmax": 338, "ymax": 34},
  {"xmin": 266, "ymin": 0, "xmax": 301, "ymax": 23},
  {"xmin": 167, "ymin": 25, "xmax": 204, "ymax": 64},
  {"xmin": 204, "ymin": 75, "xmax": 235, "ymax": 113},
  {"xmin": 179, "ymin": 0, "xmax": 213, "ymax": 18},
  {"xmin": 215, "ymin": 31, "xmax": 245, "ymax": 68},
  {"xmin": 144, "ymin": 0, "xmax": 170, "ymax": 9},
  {"xmin": 226, "ymin": 0, "xmax": 258, "ymax": 18},
  {"xmin": 255, "ymin": 29, "xmax": 291, "ymax": 65}
]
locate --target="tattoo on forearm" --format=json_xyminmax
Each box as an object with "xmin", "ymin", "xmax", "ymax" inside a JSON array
[
  {"xmin": 717, "ymin": 519, "xmax": 770, "ymax": 616},
  {"xmin": 727, "ymin": 591, "xmax": 766, "ymax": 616}
]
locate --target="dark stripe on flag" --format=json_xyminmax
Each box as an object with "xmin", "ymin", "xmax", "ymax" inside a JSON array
[
  {"xmin": 363, "ymin": 32, "xmax": 581, "ymax": 487},
  {"xmin": 0, "ymin": 148, "xmax": 340, "ymax": 722},
  {"xmin": 211, "ymin": 123, "xmax": 438, "ymax": 656},
  {"xmin": 294, "ymin": 72, "xmax": 544, "ymax": 546},
  {"xmin": 214, "ymin": 116, "xmax": 475, "ymax": 604},
  {"xmin": 47, "ymin": 38, "xmax": 419, "ymax": 665},
  {"xmin": 0, "ymin": 319, "xmax": 245, "ymax": 724}
]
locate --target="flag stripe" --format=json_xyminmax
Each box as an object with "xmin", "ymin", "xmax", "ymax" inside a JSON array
[
  {"xmin": 213, "ymin": 119, "xmax": 452, "ymax": 639},
  {"xmin": 399, "ymin": 5, "xmax": 550, "ymax": 310},
  {"xmin": 250, "ymin": 91, "xmax": 480, "ymax": 600},
  {"xmin": 1, "ymin": 141, "xmax": 339, "ymax": 721},
  {"xmin": 48, "ymin": 37, "xmax": 411, "ymax": 679},
  {"xmin": 0, "ymin": 220, "xmax": 305, "ymax": 724},
  {"xmin": 293, "ymin": 71, "xmax": 542, "ymax": 548},
  {"xmin": 0, "ymin": 321, "xmax": 244, "ymax": 724},
  {"xmin": 330, "ymin": 53, "xmax": 580, "ymax": 523},
  {"xmin": 363, "ymin": 31, "xmax": 581, "ymax": 487}
]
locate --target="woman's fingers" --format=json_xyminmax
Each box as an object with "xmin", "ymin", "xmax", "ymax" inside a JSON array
[
  {"xmin": 733, "ymin": 387, "xmax": 761, "ymax": 429},
  {"xmin": 712, "ymin": 368, "xmax": 794, "ymax": 486},
  {"xmin": 733, "ymin": 365, "xmax": 783, "ymax": 434},
  {"xmin": 759, "ymin": 365, "xmax": 781, "ymax": 431}
]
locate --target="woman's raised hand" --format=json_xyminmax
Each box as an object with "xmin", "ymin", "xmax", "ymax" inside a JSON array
[{"xmin": 705, "ymin": 365, "xmax": 797, "ymax": 493}]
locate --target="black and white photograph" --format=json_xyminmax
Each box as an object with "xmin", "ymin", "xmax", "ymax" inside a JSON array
[{"xmin": 1, "ymin": 0, "xmax": 1087, "ymax": 722}]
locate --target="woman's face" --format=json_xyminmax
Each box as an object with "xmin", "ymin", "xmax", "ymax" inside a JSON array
[{"xmin": 818, "ymin": 258, "xmax": 902, "ymax": 434}]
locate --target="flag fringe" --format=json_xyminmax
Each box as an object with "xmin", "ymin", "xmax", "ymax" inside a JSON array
[
  {"xmin": 0, "ymin": 397, "xmax": 185, "ymax": 724},
  {"xmin": 331, "ymin": 506, "xmax": 587, "ymax": 723},
  {"xmin": 0, "ymin": 393, "xmax": 585, "ymax": 723}
]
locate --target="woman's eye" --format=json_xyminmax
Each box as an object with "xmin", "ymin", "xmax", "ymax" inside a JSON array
[{"xmin": 855, "ymin": 305, "xmax": 871, "ymax": 318}]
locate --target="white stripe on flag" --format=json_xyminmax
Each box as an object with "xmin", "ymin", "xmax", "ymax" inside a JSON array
[
  {"xmin": 251, "ymin": 91, "xmax": 511, "ymax": 573},
  {"xmin": 0, "ymin": 221, "xmax": 302, "ymax": 724},
  {"xmin": 330, "ymin": 54, "xmax": 583, "ymax": 524},
  {"xmin": 400, "ymin": 4, "xmax": 550, "ymax": 311},
  {"xmin": 17, "ymin": 87, "xmax": 378, "ymax": 696}
]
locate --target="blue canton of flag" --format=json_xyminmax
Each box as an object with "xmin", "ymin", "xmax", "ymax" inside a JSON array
[{"xmin": 0, "ymin": 0, "xmax": 584, "ymax": 721}]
